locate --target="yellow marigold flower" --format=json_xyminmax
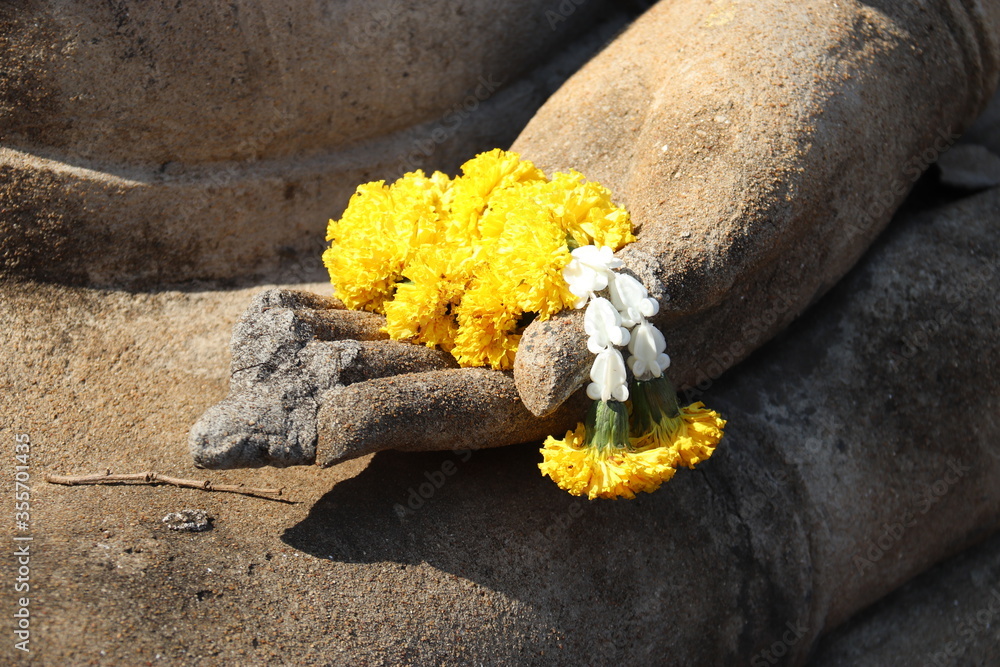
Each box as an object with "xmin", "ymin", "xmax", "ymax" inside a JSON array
[
  {"xmin": 539, "ymin": 401, "xmax": 679, "ymax": 500},
  {"xmin": 670, "ymin": 403, "xmax": 727, "ymax": 469},
  {"xmin": 382, "ymin": 243, "xmax": 474, "ymax": 352},
  {"xmin": 451, "ymin": 284, "xmax": 521, "ymax": 370},
  {"xmin": 540, "ymin": 377, "xmax": 726, "ymax": 499},
  {"xmin": 543, "ymin": 171, "xmax": 636, "ymax": 251},
  {"xmin": 324, "ymin": 170, "xmax": 450, "ymax": 312},
  {"xmin": 446, "ymin": 148, "xmax": 546, "ymax": 239},
  {"xmin": 324, "ymin": 149, "xmax": 636, "ymax": 370},
  {"xmin": 629, "ymin": 376, "xmax": 726, "ymax": 470},
  {"xmin": 479, "ymin": 191, "xmax": 578, "ymax": 319}
]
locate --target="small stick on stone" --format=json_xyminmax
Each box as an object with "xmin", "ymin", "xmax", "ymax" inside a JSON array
[{"xmin": 44, "ymin": 470, "xmax": 285, "ymax": 499}]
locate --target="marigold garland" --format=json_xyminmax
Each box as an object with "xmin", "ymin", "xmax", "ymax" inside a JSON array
[
  {"xmin": 539, "ymin": 401, "xmax": 683, "ymax": 500},
  {"xmin": 323, "ymin": 149, "xmax": 635, "ymax": 370},
  {"xmin": 539, "ymin": 377, "xmax": 726, "ymax": 500},
  {"xmin": 324, "ymin": 148, "xmax": 726, "ymax": 500}
]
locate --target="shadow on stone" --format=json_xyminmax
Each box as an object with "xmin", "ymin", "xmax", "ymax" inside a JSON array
[
  {"xmin": 282, "ymin": 437, "xmax": 807, "ymax": 663},
  {"xmin": 280, "ymin": 184, "xmax": 1000, "ymax": 663}
]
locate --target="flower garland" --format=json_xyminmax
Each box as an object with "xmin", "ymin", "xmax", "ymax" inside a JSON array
[
  {"xmin": 324, "ymin": 149, "xmax": 725, "ymax": 500},
  {"xmin": 323, "ymin": 149, "xmax": 634, "ymax": 370},
  {"xmin": 538, "ymin": 248, "xmax": 726, "ymax": 500}
]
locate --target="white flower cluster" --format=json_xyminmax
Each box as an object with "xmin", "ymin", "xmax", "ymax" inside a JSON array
[{"xmin": 563, "ymin": 246, "xmax": 671, "ymax": 403}]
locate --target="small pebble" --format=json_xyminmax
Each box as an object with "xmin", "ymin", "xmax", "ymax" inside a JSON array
[{"xmin": 162, "ymin": 509, "xmax": 212, "ymax": 532}]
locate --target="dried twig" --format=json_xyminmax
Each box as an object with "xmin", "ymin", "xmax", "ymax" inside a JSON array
[{"xmin": 44, "ymin": 469, "xmax": 286, "ymax": 500}]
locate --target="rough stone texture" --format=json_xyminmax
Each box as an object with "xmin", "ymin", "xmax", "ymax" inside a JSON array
[
  {"xmin": 511, "ymin": 0, "xmax": 1000, "ymax": 416},
  {"xmin": 189, "ymin": 289, "xmax": 457, "ymax": 469},
  {"xmin": 317, "ymin": 369, "xmax": 590, "ymax": 466},
  {"xmin": 0, "ymin": 0, "xmax": 636, "ymax": 286},
  {"xmin": 192, "ymin": 0, "xmax": 1000, "ymax": 467},
  {"xmin": 707, "ymin": 184, "xmax": 1000, "ymax": 642},
  {"xmin": 5, "ymin": 173, "xmax": 1000, "ymax": 666},
  {"xmin": 810, "ymin": 529, "xmax": 1000, "ymax": 666},
  {"xmin": 189, "ymin": 288, "xmax": 589, "ymax": 468},
  {"xmin": 6, "ymin": 0, "xmax": 1000, "ymax": 662}
]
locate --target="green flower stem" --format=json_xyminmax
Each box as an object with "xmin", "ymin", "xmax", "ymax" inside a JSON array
[
  {"xmin": 585, "ymin": 400, "xmax": 631, "ymax": 452},
  {"xmin": 629, "ymin": 375, "xmax": 681, "ymax": 437}
]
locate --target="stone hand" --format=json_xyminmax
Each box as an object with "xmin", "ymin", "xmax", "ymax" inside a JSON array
[
  {"xmin": 189, "ymin": 288, "xmax": 586, "ymax": 468},
  {"xmin": 510, "ymin": 0, "xmax": 1000, "ymax": 416}
]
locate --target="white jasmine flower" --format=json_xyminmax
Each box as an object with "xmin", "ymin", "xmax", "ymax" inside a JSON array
[
  {"xmin": 628, "ymin": 321, "xmax": 671, "ymax": 380},
  {"xmin": 562, "ymin": 245, "xmax": 624, "ymax": 308},
  {"xmin": 587, "ymin": 347, "xmax": 629, "ymax": 402},
  {"xmin": 608, "ymin": 273, "xmax": 660, "ymax": 327},
  {"xmin": 584, "ymin": 297, "xmax": 631, "ymax": 354}
]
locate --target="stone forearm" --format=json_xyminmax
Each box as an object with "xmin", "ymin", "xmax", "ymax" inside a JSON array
[{"xmin": 513, "ymin": 0, "xmax": 1000, "ymax": 415}]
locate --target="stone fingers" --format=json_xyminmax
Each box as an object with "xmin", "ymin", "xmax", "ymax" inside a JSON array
[
  {"xmin": 250, "ymin": 288, "xmax": 345, "ymax": 312},
  {"xmin": 514, "ymin": 308, "xmax": 590, "ymax": 417},
  {"xmin": 189, "ymin": 338, "xmax": 459, "ymax": 469},
  {"xmin": 293, "ymin": 308, "xmax": 388, "ymax": 342},
  {"xmin": 317, "ymin": 368, "xmax": 590, "ymax": 466},
  {"xmin": 228, "ymin": 288, "xmax": 389, "ymax": 391},
  {"xmin": 190, "ymin": 289, "xmax": 459, "ymax": 469}
]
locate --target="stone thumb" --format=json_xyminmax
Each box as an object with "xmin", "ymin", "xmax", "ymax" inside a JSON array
[{"xmin": 514, "ymin": 308, "xmax": 590, "ymax": 417}]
